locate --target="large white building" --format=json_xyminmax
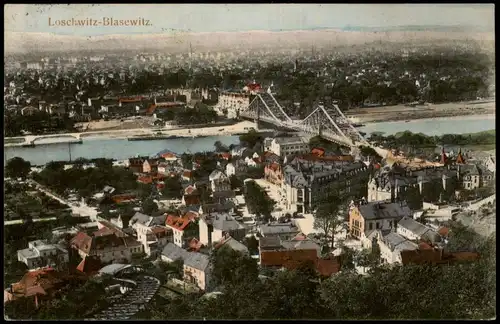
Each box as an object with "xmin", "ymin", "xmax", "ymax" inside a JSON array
[
  {"xmin": 215, "ymin": 91, "xmax": 251, "ymax": 118},
  {"xmin": 17, "ymin": 240, "xmax": 69, "ymax": 270},
  {"xmin": 269, "ymin": 137, "xmax": 309, "ymax": 158}
]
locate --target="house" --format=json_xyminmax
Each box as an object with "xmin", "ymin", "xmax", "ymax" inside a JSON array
[
  {"xmin": 183, "ymin": 252, "xmax": 211, "ymax": 291},
  {"xmin": 458, "ymin": 164, "xmax": 481, "ymax": 190},
  {"xmin": 17, "ymin": 240, "xmax": 69, "ymax": 270},
  {"xmin": 282, "ymin": 159, "xmax": 369, "ymax": 213},
  {"xmin": 143, "ymin": 159, "xmax": 160, "ymax": 173},
  {"xmin": 128, "ymin": 157, "xmax": 146, "ymax": 173},
  {"xmin": 258, "ymin": 223, "xmax": 300, "ymax": 240},
  {"xmin": 70, "ymin": 230, "xmax": 143, "ymax": 264},
  {"xmin": 129, "ymin": 212, "xmax": 166, "ymax": 231},
  {"xmin": 213, "ymin": 235, "xmax": 249, "ymax": 254},
  {"xmin": 182, "ymin": 185, "xmax": 201, "ymax": 206},
  {"xmin": 212, "ymin": 190, "xmax": 235, "ymax": 204},
  {"xmin": 165, "ymin": 215, "xmax": 199, "ymax": 248},
  {"xmin": 269, "ymin": 137, "xmax": 309, "ymax": 158},
  {"xmin": 161, "ymin": 242, "xmax": 189, "ymax": 263},
  {"xmin": 226, "ymin": 159, "xmax": 249, "ymax": 177},
  {"xmin": 396, "ymin": 216, "xmax": 441, "ymax": 243},
  {"xmin": 199, "ymin": 213, "xmax": 246, "ymax": 246},
  {"xmin": 400, "ymin": 248, "xmax": 480, "ymax": 266},
  {"xmin": 377, "ymin": 232, "xmax": 419, "ymax": 264},
  {"xmin": 160, "ymin": 152, "xmax": 178, "ymax": 163},
  {"xmin": 230, "ymin": 145, "xmax": 249, "ymax": 157},
  {"xmin": 157, "ymin": 162, "xmax": 170, "ymax": 174},
  {"xmin": 209, "ymin": 170, "xmax": 231, "ymax": 192},
  {"xmin": 130, "ymin": 213, "xmax": 172, "ymax": 257},
  {"xmin": 199, "ymin": 202, "xmax": 235, "ymax": 215},
  {"xmin": 349, "ymin": 200, "xmax": 411, "ymax": 241},
  {"xmin": 258, "ymin": 236, "xmax": 340, "ymax": 276},
  {"xmin": 4, "ymin": 267, "xmax": 84, "ymax": 307},
  {"xmin": 264, "ymin": 162, "xmax": 283, "ymax": 185}
]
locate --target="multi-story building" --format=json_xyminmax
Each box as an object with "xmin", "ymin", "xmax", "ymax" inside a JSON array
[
  {"xmin": 215, "ymin": 91, "xmax": 251, "ymax": 118},
  {"xmin": 269, "ymin": 137, "xmax": 310, "ymax": 158},
  {"xmin": 282, "ymin": 157, "xmax": 369, "ymax": 213},
  {"xmin": 198, "ymin": 213, "xmax": 246, "ymax": 246},
  {"xmin": 17, "ymin": 240, "xmax": 69, "ymax": 270},
  {"xmin": 165, "ymin": 215, "xmax": 199, "ymax": 248},
  {"xmin": 348, "ymin": 200, "xmax": 412, "ymax": 241}
]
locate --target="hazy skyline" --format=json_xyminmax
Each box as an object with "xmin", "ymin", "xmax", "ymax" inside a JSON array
[{"xmin": 5, "ymin": 4, "xmax": 495, "ymax": 36}]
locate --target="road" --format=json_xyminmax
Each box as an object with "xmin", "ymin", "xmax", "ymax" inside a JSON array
[{"xmin": 28, "ymin": 179, "xmax": 99, "ymax": 221}]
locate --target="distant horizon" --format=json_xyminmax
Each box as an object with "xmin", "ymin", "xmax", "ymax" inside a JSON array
[
  {"xmin": 5, "ymin": 24, "xmax": 493, "ymax": 38},
  {"xmin": 5, "ymin": 4, "xmax": 494, "ymax": 36}
]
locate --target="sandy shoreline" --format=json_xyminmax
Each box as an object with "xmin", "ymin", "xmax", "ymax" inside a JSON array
[
  {"xmin": 346, "ymin": 100, "xmax": 495, "ymax": 123},
  {"xmin": 362, "ymin": 113, "xmax": 496, "ymax": 127}
]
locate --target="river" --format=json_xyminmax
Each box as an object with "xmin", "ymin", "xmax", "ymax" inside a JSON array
[
  {"xmin": 4, "ymin": 116, "xmax": 495, "ymax": 165},
  {"xmin": 5, "ymin": 135, "xmax": 241, "ymax": 166}
]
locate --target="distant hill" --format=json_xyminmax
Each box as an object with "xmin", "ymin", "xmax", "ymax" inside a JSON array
[{"xmin": 341, "ymin": 25, "xmax": 492, "ymax": 33}]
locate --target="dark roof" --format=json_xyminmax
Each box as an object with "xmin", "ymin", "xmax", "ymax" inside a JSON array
[{"xmin": 357, "ymin": 201, "xmax": 411, "ymax": 220}]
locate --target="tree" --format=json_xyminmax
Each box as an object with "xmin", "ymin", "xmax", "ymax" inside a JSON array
[
  {"xmin": 161, "ymin": 176, "xmax": 183, "ymax": 199},
  {"xmin": 244, "ymin": 235, "xmax": 259, "ymax": 255},
  {"xmin": 210, "ymin": 245, "xmax": 259, "ymax": 289},
  {"xmin": 229, "ymin": 174, "xmax": 242, "ymax": 190},
  {"xmin": 5, "ymin": 157, "xmax": 31, "ymax": 179},
  {"xmin": 239, "ymin": 129, "xmax": 263, "ymax": 149},
  {"xmin": 213, "ymin": 141, "xmax": 228, "ymax": 152},
  {"xmin": 313, "ymin": 198, "xmax": 345, "ymax": 249},
  {"xmin": 142, "ymin": 198, "xmax": 159, "ymax": 215}
]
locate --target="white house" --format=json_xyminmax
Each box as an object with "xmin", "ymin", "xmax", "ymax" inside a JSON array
[
  {"xmin": 269, "ymin": 137, "xmax": 309, "ymax": 158},
  {"xmin": 378, "ymin": 232, "xmax": 418, "ymax": 264},
  {"xmin": 396, "ymin": 216, "xmax": 441, "ymax": 243},
  {"xmin": 17, "ymin": 240, "xmax": 69, "ymax": 270},
  {"xmin": 183, "ymin": 252, "xmax": 211, "ymax": 291},
  {"xmin": 135, "ymin": 223, "xmax": 172, "ymax": 257},
  {"xmin": 209, "ymin": 170, "xmax": 231, "ymax": 192}
]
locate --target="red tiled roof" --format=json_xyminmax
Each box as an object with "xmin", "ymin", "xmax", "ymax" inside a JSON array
[
  {"xmin": 220, "ymin": 153, "xmax": 232, "ymax": 160},
  {"xmin": 267, "ymin": 162, "xmax": 280, "ymax": 172},
  {"xmin": 70, "ymin": 232, "xmax": 93, "ymax": 254},
  {"xmin": 165, "ymin": 215, "xmax": 193, "ymax": 231},
  {"xmin": 311, "ymin": 147, "xmax": 325, "ymax": 157},
  {"xmin": 183, "ymin": 171, "xmax": 193, "ymax": 178},
  {"xmin": 111, "ymin": 194, "xmax": 136, "ymax": 204},
  {"xmin": 438, "ymin": 227, "xmax": 449, "ymax": 237},
  {"xmin": 184, "ymin": 211, "xmax": 199, "ymax": 221},
  {"xmin": 162, "ymin": 152, "xmax": 177, "ymax": 159}
]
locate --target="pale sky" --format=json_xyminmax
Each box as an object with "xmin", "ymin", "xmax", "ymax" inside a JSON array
[{"xmin": 5, "ymin": 4, "xmax": 495, "ymax": 36}]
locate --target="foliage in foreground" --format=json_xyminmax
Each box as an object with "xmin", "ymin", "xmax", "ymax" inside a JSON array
[{"xmin": 145, "ymin": 227, "xmax": 495, "ymax": 320}]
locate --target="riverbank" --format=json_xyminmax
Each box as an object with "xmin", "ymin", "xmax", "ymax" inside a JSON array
[
  {"xmin": 4, "ymin": 121, "xmax": 263, "ymax": 147},
  {"xmin": 346, "ymin": 99, "xmax": 495, "ymax": 123}
]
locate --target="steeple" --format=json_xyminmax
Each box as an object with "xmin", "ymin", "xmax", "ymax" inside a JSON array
[
  {"xmin": 456, "ymin": 148, "xmax": 466, "ymax": 164},
  {"xmin": 440, "ymin": 146, "xmax": 447, "ymax": 165}
]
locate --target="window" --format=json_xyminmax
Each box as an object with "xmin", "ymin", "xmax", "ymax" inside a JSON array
[
  {"xmin": 376, "ymin": 222, "xmax": 380, "ymax": 229},
  {"xmin": 369, "ymin": 223, "xmax": 373, "ymax": 230}
]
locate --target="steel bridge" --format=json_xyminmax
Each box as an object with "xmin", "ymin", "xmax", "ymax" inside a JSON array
[{"xmin": 240, "ymin": 91, "xmax": 370, "ymax": 148}]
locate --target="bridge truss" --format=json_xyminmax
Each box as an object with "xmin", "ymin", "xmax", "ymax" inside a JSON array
[{"xmin": 241, "ymin": 92, "xmax": 369, "ymax": 147}]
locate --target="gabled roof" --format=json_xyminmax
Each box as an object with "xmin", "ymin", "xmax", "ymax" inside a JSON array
[
  {"xmin": 165, "ymin": 215, "xmax": 194, "ymax": 231},
  {"xmin": 397, "ymin": 216, "xmax": 433, "ymax": 237},
  {"xmin": 184, "ymin": 252, "xmax": 210, "ymax": 272},
  {"xmin": 161, "ymin": 243, "xmax": 189, "ymax": 261}
]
